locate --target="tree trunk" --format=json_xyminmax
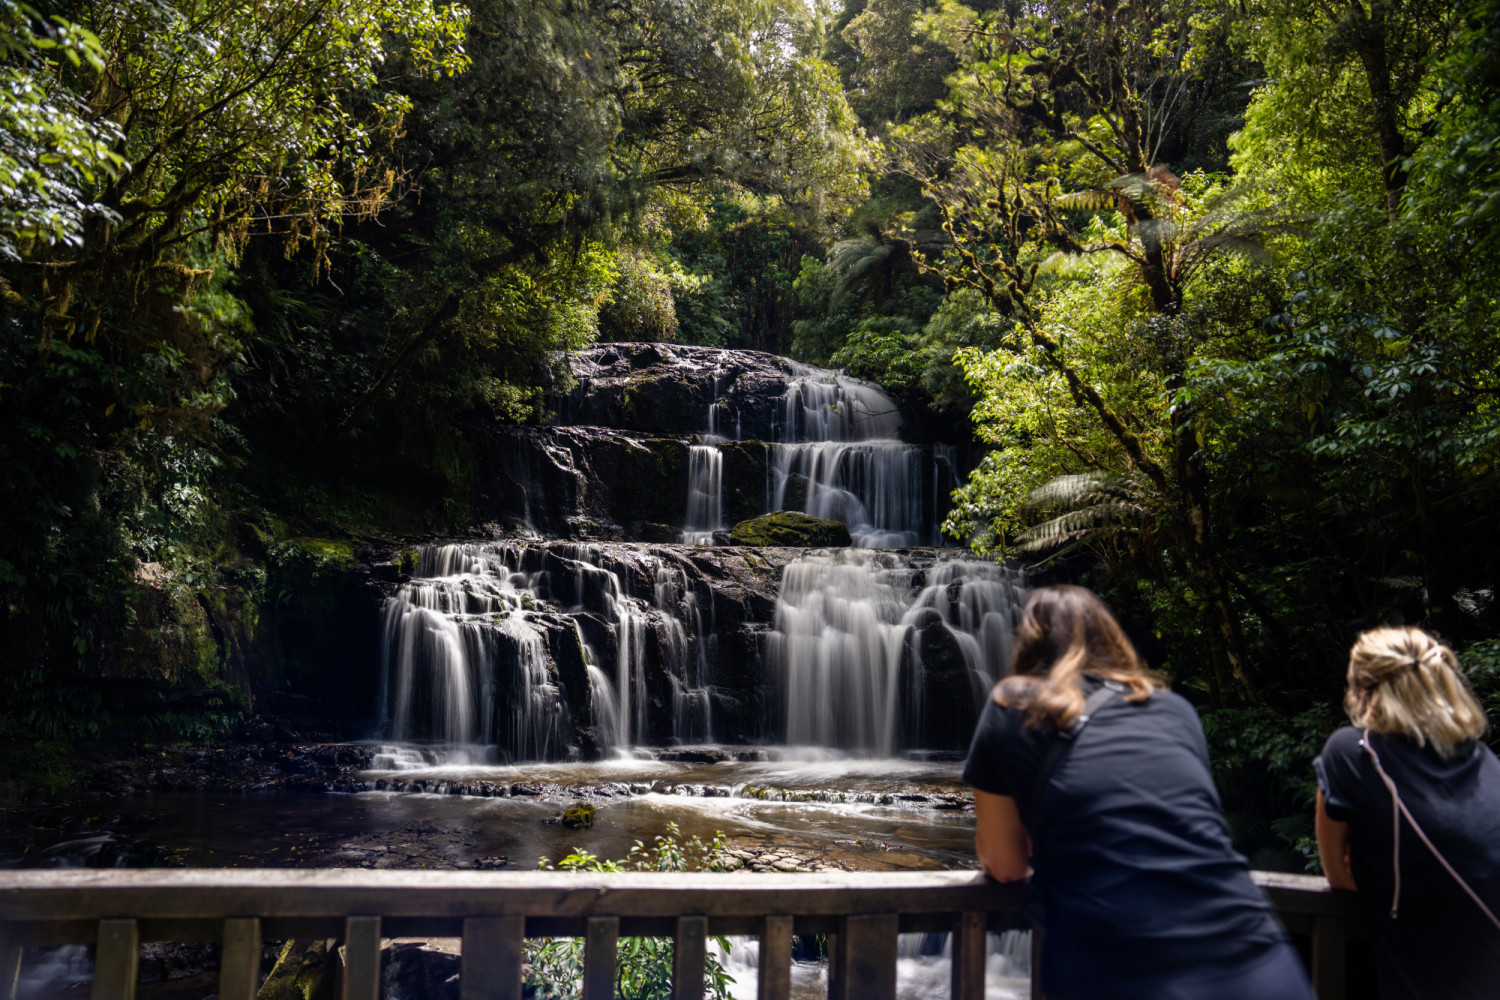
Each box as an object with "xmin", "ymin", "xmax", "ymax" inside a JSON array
[{"xmin": 1349, "ymin": 0, "xmax": 1408, "ymax": 221}]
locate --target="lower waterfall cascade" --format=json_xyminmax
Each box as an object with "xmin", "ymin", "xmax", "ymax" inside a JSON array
[{"xmin": 376, "ymin": 344, "xmax": 1025, "ymax": 762}]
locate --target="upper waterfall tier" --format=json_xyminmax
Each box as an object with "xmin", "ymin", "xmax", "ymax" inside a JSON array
[
  {"xmin": 556, "ymin": 343, "xmax": 927, "ymax": 443},
  {"xmin": 477, "ymin": 344, "xmax": 966, "ymax": 544}
]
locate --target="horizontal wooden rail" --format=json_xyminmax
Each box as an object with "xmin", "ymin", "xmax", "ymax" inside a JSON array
[{"xmin": 0, "ymin": 869, "xmax": 1358, "ymax": 1000}]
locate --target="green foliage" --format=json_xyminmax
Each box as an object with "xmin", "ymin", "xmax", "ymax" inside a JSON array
[
  {"xmin": 529, "ymin": 825, "xmax": 736, "ymax": 1000},
  {"xmin": 1402, "ymin": 0, "xmax": 1500, "ymax": 240},
  {"xmin": 0, "ymin": 1, "xmax": 123, "ymax": 258},
  {"xmin": 1202, "ymin": 704, "xmax": 1345, "ymax": 871}
]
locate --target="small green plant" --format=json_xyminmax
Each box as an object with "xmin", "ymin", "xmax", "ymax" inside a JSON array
[{"xmin": 528, "ymin": 824, "xmax": 737, "ymax": 1000}]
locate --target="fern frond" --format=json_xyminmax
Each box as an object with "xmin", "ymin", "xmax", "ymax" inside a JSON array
[{"xmin": 1054, "ymin": 189, "xmax": 1117, "ymax": 212}]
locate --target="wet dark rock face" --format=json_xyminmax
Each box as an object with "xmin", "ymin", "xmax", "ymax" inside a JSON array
[{"xmin": 555, "ymin": 343, "xmax": 806, "ymax": 440}]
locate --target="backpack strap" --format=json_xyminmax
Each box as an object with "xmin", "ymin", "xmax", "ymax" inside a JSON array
[
  {"xmin": 1361, "ymin": 729, "xmax": 1500, "ymax": 932},
  {"xmin": 1032, "ymin": 679, "xmax": 1123, "ymax": 830}
]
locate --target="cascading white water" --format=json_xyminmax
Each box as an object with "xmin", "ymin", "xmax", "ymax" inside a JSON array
[
  {"xmin": 378, "ymin": 541, "xmax": 721, "ymax": 757},
  {"xmin": 772, "ymin": 550, "xmax": 1027, "ymax": 754},
  {"xmin": 682, "ymin": 358, "xmax": 730, "ymax": 545},
  {"xmin": 681, "ymin": 444, "xmax": 724, "ymax": 545},
  {"xmin": 771, "ymin": 365, "xmax": 941, "ymax": 547},
  {"xmin": 654, "ymin": 562, "xmax": 713, "ymax": 742}
]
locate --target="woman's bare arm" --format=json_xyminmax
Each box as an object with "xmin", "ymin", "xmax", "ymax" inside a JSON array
[
  {"xmin": 974, "ymin": 789, "xmax": 1031, "ymax": 882},
  {"xmin": 1315, "ymin": 787, "xmax": 1357, "ymax": 891}
]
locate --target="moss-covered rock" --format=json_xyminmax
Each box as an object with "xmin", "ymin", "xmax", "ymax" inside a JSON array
[
  {"xmin": 562, "ymin": 803, "xmax": 596, "ymax": 828},
  {"xmin": 729, "ymin": 511, "xmax": 852, "ymax": 547},
  {"xmin": 258, "ymin": 939, "xmax": 335, "ymax": 1000}
]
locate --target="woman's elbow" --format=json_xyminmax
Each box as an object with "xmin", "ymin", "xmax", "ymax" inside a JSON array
[{"xmin": 980, "ymin": 853, "xmax": 1030, "ymax": 882}]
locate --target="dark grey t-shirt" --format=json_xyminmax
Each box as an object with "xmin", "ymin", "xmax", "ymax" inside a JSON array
[
  {"xmin": 964, "ymin": 686, "xmax": 1286, "ymax": 997},
  {"xmin": 1315, "ymin": 726, "xmax": 1500, "ymax": 1000}
]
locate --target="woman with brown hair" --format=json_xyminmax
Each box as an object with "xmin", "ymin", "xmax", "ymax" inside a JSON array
[
  {"xmin": 964, "ymin": 585, "xmax": 1311, "ymax": 999},
  {"xmin": 1315, "ymin": 626, "xmax": 1500, "ymax": 999}
]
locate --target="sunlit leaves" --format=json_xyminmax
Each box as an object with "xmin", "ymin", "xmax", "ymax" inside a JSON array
[
  {"xmin": 0, "ymin": 1, "xmax": 125, "ymax": 259},
  {"xmin": 79, "ymin": 0, "xmax": 470, "ymax": 254}
]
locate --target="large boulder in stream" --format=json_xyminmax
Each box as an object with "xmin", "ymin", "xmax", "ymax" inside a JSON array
[{"xmin": 730, "ymin": 511, "xmax": 852, "ymax": 547}]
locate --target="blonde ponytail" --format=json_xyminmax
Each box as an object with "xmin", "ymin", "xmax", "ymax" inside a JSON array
[{"xmin": 1346, "ymin": 627, "xmax": 1487, "ymax": 758}]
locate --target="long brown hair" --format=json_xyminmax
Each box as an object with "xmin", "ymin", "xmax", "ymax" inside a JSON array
[{"xmin": 995, "ymin": 585, "xmax": 1159, "ymax": 729}]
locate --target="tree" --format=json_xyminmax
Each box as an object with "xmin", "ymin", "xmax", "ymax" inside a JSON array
[{"xmin": 903, "ymin": 0, "xmax": 1270, "ymax": 700}]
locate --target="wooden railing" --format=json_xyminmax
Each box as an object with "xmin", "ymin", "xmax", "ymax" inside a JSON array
[{"xmin": 0, "ymin": 869, "xmax": 1357, "ymax": 1000}]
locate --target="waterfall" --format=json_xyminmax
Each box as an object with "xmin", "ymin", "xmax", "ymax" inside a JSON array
[
  {"xmin": 681, "ymin": 445, "xmax": 723, "ymax": 545},
  {"xmin": 373, "ymin": 346, "xmax": 1017, "ymax": 762},
  {"xmin": 771, "ymin": 551, "xmax": 1027, "ymax": 754},
  {"xmin": 682, "ymin": 359, "xmax": 728, "ymax": 544},
  {"xmin": 770, "ymin": 365, "xmax": 936, "ymax": 547},
  {"xmin": 378, "ymin": 540, "xmax": 724, "ymax": 758}
]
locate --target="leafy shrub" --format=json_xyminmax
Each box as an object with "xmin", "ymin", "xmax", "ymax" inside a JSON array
[{"xmin": 528, "ymin": 824, "xmax": 737, "ymax": 1000}]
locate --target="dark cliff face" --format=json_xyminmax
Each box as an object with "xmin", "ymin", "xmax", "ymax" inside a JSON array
[{"xmin": 556, "ymin": 343, "xmax": 803, "ymax": 440}]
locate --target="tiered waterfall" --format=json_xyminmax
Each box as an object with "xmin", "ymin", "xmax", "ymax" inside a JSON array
[{"xmin": 376, "ymin": 344, "xmax": 1025, "ymax": 760}]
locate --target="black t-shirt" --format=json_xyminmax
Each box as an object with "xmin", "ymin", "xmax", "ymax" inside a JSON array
[
  {"xmin": 963, "ymin": 685, "xmax": 1286, "ymax": 998},
  {"xmin": 1315, "ymin": 726, "xmax": 1500, "ymax": 1000}
]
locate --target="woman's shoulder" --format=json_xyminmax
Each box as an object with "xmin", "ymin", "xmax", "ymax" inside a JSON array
[{"xmin": 1320, "ymin": 725, "xmax": 1363, "ymax": 759}]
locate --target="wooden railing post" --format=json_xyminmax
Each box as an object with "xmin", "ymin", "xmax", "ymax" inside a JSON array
[
  {"xmin": 827, "ymin": 931, "xmax": 843, "ymax": 1000},
  {"xmin": 1030, "ymin": 925, "xmax": 1046, "ymax": 1000},
  {"xmin": 951, "ymin": 910, "xmax": 986, "ymax": 1000},
  {"xmin": 831, "ymin": 913, "xmax": 897, "ymax": 1000},
  {"xmin": 582, "ymin": 916, "xmax": 618, "ymax": 1000},
  {"xmin": 461, "ymin": 916, "xmax": 524, "ymax": 1000},
  {"xmin": 92, "ymin": 919, "xmax": 139, "ymax": 1000},
  {"xmin": 218, "ymin": 918, "xmax": 261, "ymax": 1000},
  {"xmin": 671, "ymin": 915, "xmax": 707, "ymax": 1000},
  {"xmin": 341, "ymin": 916, "xmax": 381, "ymax": 1000},
  {"xmin": 756, "ymin": 914, "xmax": 793, "ymax": 1000},
  {"xmin": 1310, "ymin": 914, "xmax": 1346, "ymax": 1000}
]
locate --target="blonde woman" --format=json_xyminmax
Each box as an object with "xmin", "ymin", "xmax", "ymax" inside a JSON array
[
  {"xmin": 965, "ymin": 586, "xmax": 1312, "ymax": 1000},
  {"xmin": 1315, "ymin": 626, "xmax": 1500, "ymax": 999}
]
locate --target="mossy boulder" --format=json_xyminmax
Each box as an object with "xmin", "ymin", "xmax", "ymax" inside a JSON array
[
  {"xmin": 259, "ymin": 940, "xmax": 335, "ymax": 1000},
  {"xmin": 562, "ymin": 803, "xmax": 596, "ymax": 829},
  {"xmin": 729, "ymin": 511, "xmax": 852, "ymax": 548}
]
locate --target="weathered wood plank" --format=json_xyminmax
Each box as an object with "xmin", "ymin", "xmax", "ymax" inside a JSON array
[
  {"xmin": 951, "ymin": 911, "xmax": 985, "ymax": 1000},
  {"xmin": 1310, "ymin": 914, "xmax": 1346, "ymax": 1000},
  {"xmin": 218, "ymin": 918, "xmax": 261, "ymax": 1000},
  {"xmin": 670, "ymin": 915, "xmax": 707, "ymax": 1000},
  {"xmin": 0, "ymin": 869, "xmax": 1028, "ymax": 922},
  {"xmin": 461, "ymin": 916, "xmax": 524, "ymax": 1000},
  {"xmin": 755, "ymin": 914, "xmax": 792, "ymax": 1000},
  {"xmin": 582, "ymin": 916, "xmax": 617, "ymax": 1000},
  {"xmin": 341, "ymin": 916, "xmax": 381, "ymax": 1000},
  {"xmin": 832, "ymin": 914, "xmax": 896, "ymax": 1000},
  {"xmin": 92, "ymin": 918, "xmax": 139, "ymax": 1000}
]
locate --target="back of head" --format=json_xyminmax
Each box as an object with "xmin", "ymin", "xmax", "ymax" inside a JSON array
[
  {"xmin": 1346, "ymin": 626, "xmax": 1487, "ymax": 758},
  {"xmin": 996, "ymin": 584, "xmax": 1159, "ymax": 729}
]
